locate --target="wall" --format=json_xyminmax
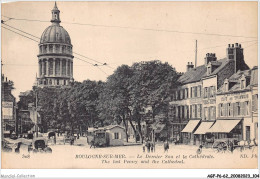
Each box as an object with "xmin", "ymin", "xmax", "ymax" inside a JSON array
[
  {"xmin": 202, "ymin": 76, "xmax": 217, "ymax": 121},
  {"xmin": 107, "ymin": 127, "xmax": 126, "ymax": 146}
]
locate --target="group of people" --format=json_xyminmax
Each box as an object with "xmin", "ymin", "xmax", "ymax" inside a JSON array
[
  {"xmin": 143, "ymin": 140, "xmax": 154, "ymax": 153},
  {"xmin": 142, "ymin": 140, "xmax": 170, "ymax": 153}
]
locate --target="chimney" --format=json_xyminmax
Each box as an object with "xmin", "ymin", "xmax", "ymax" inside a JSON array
[
  {"xmin": 204, "ymin": 53, "xmax": 217, "ymax": 65},
  {"xmin": 226, "ymin": 43, "xmax": 248, "ymax": 72},
  {"xmin": 187, "ymin": 62, "xmax": 194, "ymax": 72}
]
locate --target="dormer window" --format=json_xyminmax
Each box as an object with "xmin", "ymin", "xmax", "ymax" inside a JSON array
[
  {"xmin": 224, "ymin": 79, "xmax": 229, "ymax": 92},
  {"xmin": 207, "ymin": 65, "xmax": 211, "ymax": 75},
  {"xmin": 240, "ymin": 75, "xmax": 246, "ymax": 89},
  {"xmin": 241, "ymin": 80, "xmax": 245, "ymax": 89}
]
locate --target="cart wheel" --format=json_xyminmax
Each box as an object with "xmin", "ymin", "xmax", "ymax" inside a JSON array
[{"xmin": 44, "ymin": 147, "xmax": 52, "ymax": 153}]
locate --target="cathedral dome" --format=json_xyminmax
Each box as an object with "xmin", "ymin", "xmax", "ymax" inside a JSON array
[{"xmin": 40, "ymin": 25, "xmax": 71, "ymax": 45}]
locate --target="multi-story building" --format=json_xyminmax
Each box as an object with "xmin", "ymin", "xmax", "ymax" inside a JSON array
[
  {"xmin": 250, "ymin": 66, "xmax": 258, "ymax": 141},
  {"xmin": 1, "ymin": 75, "xmax": 16, "ymax": 133},
  {"xmin": 213, "ymin": 66, "xmax": 258, "ymax": 141},
  {"xmin": 169, "ymin": 43, "xmax": 250, "ymax": 145}
]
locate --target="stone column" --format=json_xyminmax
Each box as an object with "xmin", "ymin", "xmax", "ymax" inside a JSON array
[
  {"xmin": 38, "ymin": 59, "xmax": 41, "ymax": 77},
  {"xmin": 70, "ymin": 60, "xmax": 73, "ymax": 77},
  {"xmin": 60, "ymin": 59, "xmax": 63, "ymax": 76},
  {"xmin": 67, "ymin": 59, "xmax": 70, "ymax": 76},
  {"xmin": 65, "ymin": 59, "xmax": 68, "ymax": 76},
  {"xmin": 53, "ymin": 58, "xmax": 56, "ymax": 76},
  {"xmin": 42, "ymin": 60, "xmax": 45, "ymax": 76},
  {"xmin": 46, "ymin": 59, "xmax": 49, "ymax": 76}
]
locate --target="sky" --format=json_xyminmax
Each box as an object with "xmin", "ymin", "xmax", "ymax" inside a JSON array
[{"xmin": 1, "ymin": 1, "xmax": 258, "ymax": 99}]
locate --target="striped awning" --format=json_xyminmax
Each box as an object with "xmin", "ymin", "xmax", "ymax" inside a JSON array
[
  {"xmin": 194, "ymin": 121, "xmax": 215, "ymax": 134},
  {"xmin": 207, "ymin": 120, "xmax": 241, "ymax": 133},
  {"xmin": 181, "ymin": 120, "xmax": 200, "ymax": 133}
]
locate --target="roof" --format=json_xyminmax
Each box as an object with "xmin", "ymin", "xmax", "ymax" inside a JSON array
[
  {"xmin": 217, "ymin": 68, "xmax": 254, "ymax": 94},
  {"xmin": 40, "ymin": 25, "xmax": 71, "ymax": 45},
  {"xmin": 19, "ymin": 90, "xmax": 32, "ymax": 97},
  {"xmin": 105, "ymin": 125, "xmax": 125, "ymax": 130},
  {"xmin": 178, "ymin": 58, "xmax": 230, "ymax": 84},
  {"xmin": 250, "ymin": 66, "xmax": 258, "ymax": 86}
]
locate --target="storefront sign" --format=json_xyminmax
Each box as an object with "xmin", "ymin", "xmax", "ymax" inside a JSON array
[
  {"xmin": 221, "ymin": 93, "xmax": 249, "ymax": 102},
  {"xmin": 202, "ymin": 99, "xmax": 216, "ymax": 105},
  {"xmin": 2, "ymin": 101, "xmax": 13, "ymax": 120}
]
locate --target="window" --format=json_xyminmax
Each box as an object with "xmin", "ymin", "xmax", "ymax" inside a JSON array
[
  {"xmin": 49, "ymin": 45, "xmax": 53, "ymax": 53},
  {"xmin": 186, "ymin": 88, "xmax": 189, "ymax": 99},
  {"xmin": 186, "ymin": 105, "xmax": 189, "ymax": 119},
  {"xmin": 204, "ymin": 87, "xmax": 208, "ymax": 98},
  {"xmin": 197, "ymin": 86, "xmax": 201, "ymax": 97},
  {"xmin": 176, "ymin": 91, "xmax": 179, "ymax": 100},
  {"xmin": 241, "ymin": 80, "xmax": 245, "ymax": 89},
  {"xmin": 190, "ymin": 87, "xmax": 193, "ymax": 98},
  {"xmin": 227, "ymin": 103, "xmax": 232, "ymax": 116},
  {"xmin": 194, "ymin": 86, "xmax": 198, "ymax": 97},
  {"xmin": 54, "ymin": 14, "xmax": 57, "ymax": 19},
  {"xmin": 176, "ymin": 106, "xmax": 179, "ymax": 118},
  {"xmin": 207, "ymin": 66, "xmax": 211, "ymax": 75},
  {"xmin": 224, "ymin": 82, "xmax": 228, "ymax": 92},
  {"xmin": 197, "ymin": 104, "xmax": 201, "ymax": 118},
  {"xmin": 57, "ymin": 80, "xmax": 59, "ymax": 85},
  {"xmin": 252, "ymin": 94, "xmax": 258, "ymax": 112},
  {"xmin": 192, "ymin": 104, "xmax": 196, "ymax": 118},
  {"xmin": 190, "ymin": 105, "xmax": 192, "ymax": 118},
  {"xmin": 210, "ymin": 86, "xmax": 216, "ymax": 97},
  {"xmin": 182, "ymin": 106, "xmax": 185, "ymax": 118},
  {"xmin": 245, "ymin": 101, "xmax": 250, "ymax": 116},
  {"xmin": 204, "ymin": 107, "xmax": 208, "ymax": 120},
  {"xmin": 235, "ymin": 102, "xmax": 241, "ymax": 116},
  {"xmin": 192, "ymin": 87, "xmax": 195, "ymax": 98},
  {"xmin": 180, "ymin": 90, "xmax": 183, "ymax": 100},
  {"xmin": 114, "ymin": 132, "xmax": 119, "ymax": 139},
  {"xmin": 210, "ymin": 106, "xmax": 216, "ymax": 120},
  {"xmin": 220, "ymin": 103, "xmax": 224, "ymax": 117}
]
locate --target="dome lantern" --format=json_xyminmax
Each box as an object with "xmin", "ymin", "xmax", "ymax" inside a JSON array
[{"xmin": 51, "ymin": 2, "xmax": 61, "ymax": 25}]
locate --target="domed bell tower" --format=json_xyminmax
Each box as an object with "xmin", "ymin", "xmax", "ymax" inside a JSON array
[{"xmin": 37, "ymin": 2, "xmax": 74, "ymax": 87}]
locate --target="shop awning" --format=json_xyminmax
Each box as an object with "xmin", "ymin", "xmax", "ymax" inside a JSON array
[
  {"xmin": 181, "ymin": 120, "xmax": 200, "ymax": 133},
  {"xmin": 207, "ymin": 119, "xmax": 241, "ymax": 133},
  {"xmin": 194, "ymin": 121, "xmax": 215, "ymax": 134}
]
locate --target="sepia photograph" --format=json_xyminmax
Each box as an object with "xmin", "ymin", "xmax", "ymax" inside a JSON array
[{"xmin": 0, "ymin": 0, "xmax": 259, "ymax": 176}]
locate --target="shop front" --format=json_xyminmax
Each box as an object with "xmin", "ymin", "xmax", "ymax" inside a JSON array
[
  {"xmin": 207, "ymin": 119, "xmax": 243, "ymax": 141},
  {"xmin": 193, "ymin": 121, "xmax": 215, "ymax": 146},
  {"xmin": 181, "ymin": 119, "xmax": 201, "ymax": 145}
]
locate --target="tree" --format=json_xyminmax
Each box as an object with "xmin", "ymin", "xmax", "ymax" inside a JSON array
[
  {"xmin": 128, "ymin": 60, "xmax": 180, "ymax": 141},
  {"xmin": 98, "ymin": 65, "xmax": 134, "ymax": 142}
]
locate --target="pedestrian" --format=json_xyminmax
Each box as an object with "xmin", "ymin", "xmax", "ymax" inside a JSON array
[
  {"xmin": 142, "ymin": 142, "xmax": 146, "ymax": 153},
  {"xmin": 146, "ymin": 141, "xmax": 151, "ymax": 153},
  {"xmin": 90, "ymin": 139, "xmax": 95, "ymax": 148},
  {"xmin": 150, "ymin": 142, "xmax": 154, "ymax": 153},
  {"xmin": 164, "ymin": 140, "xmax": 169, "ymax": 153}
]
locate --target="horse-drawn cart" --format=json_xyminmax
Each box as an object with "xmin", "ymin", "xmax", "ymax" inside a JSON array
[{"xmin": 212, "ymin": 138, "xmax": 238, "ymax": 153}]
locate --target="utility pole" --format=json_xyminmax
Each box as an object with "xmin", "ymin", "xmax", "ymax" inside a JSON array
[
  {"xmin": 195, "ymin": 40, "xmax": 197, "ymax": 68},
  {"xmin": 35, "ymin": 87, "xmax": 38, "ymax": 138}
]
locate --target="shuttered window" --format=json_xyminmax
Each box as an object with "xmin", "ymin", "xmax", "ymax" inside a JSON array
[{"xmin": 197, "ymin": 86, "xmax": 201, "ymax": 97}]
